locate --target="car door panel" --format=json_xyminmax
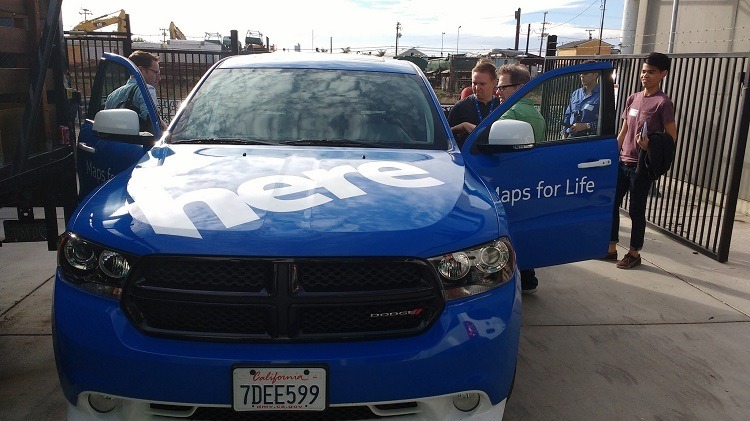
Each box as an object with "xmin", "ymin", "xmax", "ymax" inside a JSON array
[
  {"xmin": 76, "ymin": 53, "xmax": 161, "ymax": 198},
  {"xmin": 462, "ymin": 62, "xmax": 619, "ymax": 269}
]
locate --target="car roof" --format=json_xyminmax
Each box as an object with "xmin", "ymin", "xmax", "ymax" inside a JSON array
[{"xmin": 217, "ymin": 52, "xmax": 420, "ymax": 74}]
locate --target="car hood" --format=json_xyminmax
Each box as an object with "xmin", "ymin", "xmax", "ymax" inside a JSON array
[{"xmin": 71, "ymin": 145, "xmax": 502, "ymax": 257}]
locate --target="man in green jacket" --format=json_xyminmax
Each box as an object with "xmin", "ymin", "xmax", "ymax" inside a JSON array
[{"xmin": 495, "ymin": 64, "xmax": 546, "ymax": 294}]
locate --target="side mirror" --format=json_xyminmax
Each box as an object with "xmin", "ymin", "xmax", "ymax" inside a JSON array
[
  {"xmin": 94, "ymin": 109, "xmax": 140, "ymax": 135},
  {"xmin": 93, "ymin": 109, "xmax": 154, "ymax": 145},
  {"xmin": 487, "ymin": 119, "xmax": 535, "ymax": 150}
]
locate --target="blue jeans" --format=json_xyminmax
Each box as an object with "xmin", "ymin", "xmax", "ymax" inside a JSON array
[{"xmin": 611, "ymin": 162, "xmax": 653, "ymax": 251}]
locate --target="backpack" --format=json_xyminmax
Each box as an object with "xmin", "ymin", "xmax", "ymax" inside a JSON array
[{"xmin": 114, "ymin": 84, "xmax": 153, "ymax": 133}]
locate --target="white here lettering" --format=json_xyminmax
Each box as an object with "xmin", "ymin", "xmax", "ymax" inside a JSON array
[
  {"xmin": 302, "ymin": 165, "xmax": 365, "ymax": 199},
  {"xmin": 237, "ymin": 175, "xmax": 332, "ymax": 212},
  {"xmin": 358, "ymin": 161, "xmax": 444, "ymax": 188},
  {"xmin": 126, "ymin": 160, "xmax": 445, "ymax": 238}
]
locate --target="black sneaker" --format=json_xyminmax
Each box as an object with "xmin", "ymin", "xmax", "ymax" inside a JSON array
[
  {"xmin": 522, "ymin": 285, "xmax": 537, "ymax": 295},
  {"xmin": 601, "ymin": 251, "xmax": 618, "ymax": 261},
  {"xmin": 616, "ymin": 253, "xmax": 642, "ymax": 269},
  {"xmin": 521, "ymin": 269, "xmax": 538, "ymax": 295}
]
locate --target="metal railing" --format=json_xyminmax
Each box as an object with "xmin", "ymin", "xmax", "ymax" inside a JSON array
[
  {"xmin": 546, "ymin": 54, "xmax": 750, "ymax": 262},
  {"xmin": 64, "ymin": 33, "xmax": 750, "ymax": 262},
  {"xmin": 65, "ymin": 31, "xmax": 234, "ymax": 125}
]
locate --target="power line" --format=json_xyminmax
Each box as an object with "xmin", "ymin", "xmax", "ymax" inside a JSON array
[{"xmin": 548, "ymin": 0, "xmax": 600, "ymax": 29}]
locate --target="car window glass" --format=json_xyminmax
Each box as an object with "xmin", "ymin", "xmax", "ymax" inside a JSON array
[
  {"xmin": 485, "ymin": 70, "xmax": 606, "ymax": 144},
  {"xmin": 169, "ymin": 68, "xmax": 449, "ymax": 149},
  {"xmin": 88, "ymin": 60, "xmax": 157, "ymax": 133}
]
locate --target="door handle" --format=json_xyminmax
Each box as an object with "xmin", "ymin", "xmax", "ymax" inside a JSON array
[
  {"xmin": 78, "ymin": 142, "xmax": 95, "ymax": 154},
  {"xmin": 577, "ymin": 159, "xmax": 611, "ymax": 169}
]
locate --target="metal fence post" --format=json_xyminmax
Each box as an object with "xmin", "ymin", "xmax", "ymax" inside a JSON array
[
  {"xmin": 717, "ymin": 60, "xmax": 750, "ymax": 262},
  {"xmin": 231, "ymin": 30, "xmax": 239, "ymax": 56}
]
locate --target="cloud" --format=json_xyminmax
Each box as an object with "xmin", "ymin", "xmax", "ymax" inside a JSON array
[{"xmin": 62, "ymin": 0, "xmax": 623, "ymax": 54}]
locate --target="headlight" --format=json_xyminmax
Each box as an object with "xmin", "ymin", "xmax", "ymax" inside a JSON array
[
  {"xmin": 428, "ymin": 238, "xmax": 516, "ymax": 300},
  {"xmin": 58, "ymin": 232, "xmax": 136, "ymax": 299}
]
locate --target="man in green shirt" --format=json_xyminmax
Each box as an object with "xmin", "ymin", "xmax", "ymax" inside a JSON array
[{"xmin": 496, "ymin": 64, "xmax": 546, "ymax": 142}]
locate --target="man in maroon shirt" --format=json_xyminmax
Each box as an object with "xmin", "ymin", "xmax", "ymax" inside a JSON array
[{"xmin": 606, "ymin": 52, "xmax": 678, "ymax": 269}]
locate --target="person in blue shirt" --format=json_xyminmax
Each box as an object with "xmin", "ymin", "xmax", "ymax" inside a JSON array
[
  {"xmin": 562, "ymin": 62, "xmax": 600, "ymax": 138},
  {"xmin": 104, "ymin": 50, "xmax": 166, "ymax": 131}
]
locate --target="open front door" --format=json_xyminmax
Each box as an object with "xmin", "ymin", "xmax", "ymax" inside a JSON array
[
  {"xmin": 462, "ymin": 62, "xmax": 619, "ymax": 269},
  {"xmin": 76, "ymin": 52, "xmax": 161, "ymax": 198}
]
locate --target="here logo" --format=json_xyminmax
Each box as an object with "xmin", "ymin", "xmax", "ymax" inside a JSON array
[{"xmin": 123, "ymin": 159, "xmax": 444, "ymax": 239}]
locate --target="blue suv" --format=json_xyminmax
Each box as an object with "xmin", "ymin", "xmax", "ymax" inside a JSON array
[{"xmin": 55, "ymin": 52, "xmax": 618, "ymax": 420}]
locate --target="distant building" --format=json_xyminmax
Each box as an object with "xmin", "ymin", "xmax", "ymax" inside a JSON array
[
  {"xmin": 556, "ymin": 39, "xmax": 614, "ymax": 56},
  {"xmin": 620, "ymin": 0, "xmax": 748, "ymax": 53},
  {"xmin": 396, "ymin": 48, "xmax": 426, "ymax": 58}
]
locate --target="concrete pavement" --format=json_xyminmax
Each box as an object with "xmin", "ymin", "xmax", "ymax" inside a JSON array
[
  {"xmin": 1, "ymin": 207, "xmax": 749, "ymax": 420},
  {"xmin": 506, "ymin": 215, "xmax": 750, "ymax": 419}
]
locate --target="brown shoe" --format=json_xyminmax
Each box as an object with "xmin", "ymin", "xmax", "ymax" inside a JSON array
[
  {"xmin": 601, "ymin": 251, "xmax": 618, "ymax": 261},
  {"xmin": 616, "ymin": 253, "xmax": 641, "ymax": 269}
]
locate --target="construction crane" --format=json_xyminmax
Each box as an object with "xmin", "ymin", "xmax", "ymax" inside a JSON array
[
  {"xmin": 169, "ymin": 22, "xmax": 186, "ymax": 40},
  {"xmin": 73, "ymin": 9, "xmax": 127, "ymax": 32}
]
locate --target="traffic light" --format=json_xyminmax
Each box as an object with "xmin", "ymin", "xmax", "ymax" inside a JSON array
[{"xmin": 546, "ymin": 35, "xmax": 557, "ymax": 57}]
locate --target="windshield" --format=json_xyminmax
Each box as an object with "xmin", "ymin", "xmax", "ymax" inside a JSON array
[{"xmin": 169, "ymin": 68, "xmax": 449, "ymax": 149}]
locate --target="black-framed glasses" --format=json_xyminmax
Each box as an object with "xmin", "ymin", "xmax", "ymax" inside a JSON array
[
  {"xmin": 142, "ymin": 66, "xmax": 160, "ymax": 76},
  {"xmin": 496, "ymin": 84, "xmax": 519, "ymax": 92}
]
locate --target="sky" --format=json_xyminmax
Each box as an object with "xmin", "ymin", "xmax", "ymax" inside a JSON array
[{"xmin": 61, "ymin": 0, "xmax": 625, "ymax": 56}]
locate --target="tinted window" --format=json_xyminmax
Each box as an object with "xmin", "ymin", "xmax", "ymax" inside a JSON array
[{"xmin": 169, "ymin": 68, "xmax": 449, "ymax": 149}]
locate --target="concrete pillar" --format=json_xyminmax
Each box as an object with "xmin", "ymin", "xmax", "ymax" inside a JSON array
[{"xmin": 621, "ymin": 0, "xmax": 639, "ymax": 54}]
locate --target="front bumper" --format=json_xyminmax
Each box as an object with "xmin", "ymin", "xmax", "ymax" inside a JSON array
[{"xmin": 53, "ymin": 268, "xmax": 521, "ymax": 417}]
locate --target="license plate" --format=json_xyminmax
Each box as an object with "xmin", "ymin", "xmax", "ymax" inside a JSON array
[
  {"xmin": 232, "ymin": 366, "xmax": 327, "ymax": 411},
  {"xmin": 2, "ymin": 219, "xmax": 48, "ymax": 243}
]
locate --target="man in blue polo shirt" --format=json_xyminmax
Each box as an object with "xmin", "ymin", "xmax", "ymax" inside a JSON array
[{"xmin": 562, "ymin": 62, "xmax": 600, "ymax": 138}]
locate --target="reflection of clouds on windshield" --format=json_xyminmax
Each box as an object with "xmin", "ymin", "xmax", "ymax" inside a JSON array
[{"xmin": 170, "ymin": 68, "xmax": 438, "ymax": 146}]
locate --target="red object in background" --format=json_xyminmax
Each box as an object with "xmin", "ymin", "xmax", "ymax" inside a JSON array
[
  {"xmin": 59, "ymin": 125, "xmax": 70, "ymax": 145},
  {"xmin": 460, "ymin": 86, "xmax": 474, "ymax": 99}
]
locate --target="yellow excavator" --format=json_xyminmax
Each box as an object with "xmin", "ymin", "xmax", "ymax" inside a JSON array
[
  {"xmin": 169, "ymin": 22, "xmax": 186, "ymax": 40},
  {"xmin": 73, "ymin": 10, "xmax": 127, "ymax": 32}
]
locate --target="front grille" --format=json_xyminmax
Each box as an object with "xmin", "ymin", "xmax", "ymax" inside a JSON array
[{"xmin": 122, "ymin": 257, "xmax": 443, "ymax": 342}]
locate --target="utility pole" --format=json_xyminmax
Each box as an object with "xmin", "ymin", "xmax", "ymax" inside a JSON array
[
  {"xmin": 525, "ymin": 24, "xmax": 531, "ymax": 54},
  {"xmin": 456, "ymin": 25, "xmax": 461, "ymax": 54},
  {"xmin": 159, "ymin": 28, "xmax": 168, "ymax": 43},
  {"xmin": 79, "ymin": 8, "xmax": 91, "ymax": 21},
  {"xmin": 539, "ymin": 11, "xmax": 548, "ymax": 57},
  {"xmin": 441, "ymin": 32, "xmax": 445, "ymax": 57},
  {"xmin": 598, "ymin": 0, "xmax": 607, "ymax": 54},
  {"xmin": 395, "ymin": 22, "xmax": 402, "ymax": 56},
  {"xmin": 514, "ymin": 8, "xmax": 521, "ymax": 50},
  {"xmin": 586, "ymin": 29, "xmax": 595, "ymax": 40}
]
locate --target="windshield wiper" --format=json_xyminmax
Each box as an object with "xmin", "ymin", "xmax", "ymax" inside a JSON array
[
  {"xmin": 171, "ymin": 138, "xmax": 273, "ymax": 145},
  {"xmin": 281, "ymin": 139, "xmax": 379, "ymax": 148}
]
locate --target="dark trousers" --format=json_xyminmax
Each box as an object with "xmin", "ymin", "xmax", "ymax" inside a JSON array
[
  {"xmin": 521, "ymin": 268, "xmax": 537, "ymax": 289},
  {"xmin": 611, "ymin": 162, "xmax": 653, "ymax": 251}
]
